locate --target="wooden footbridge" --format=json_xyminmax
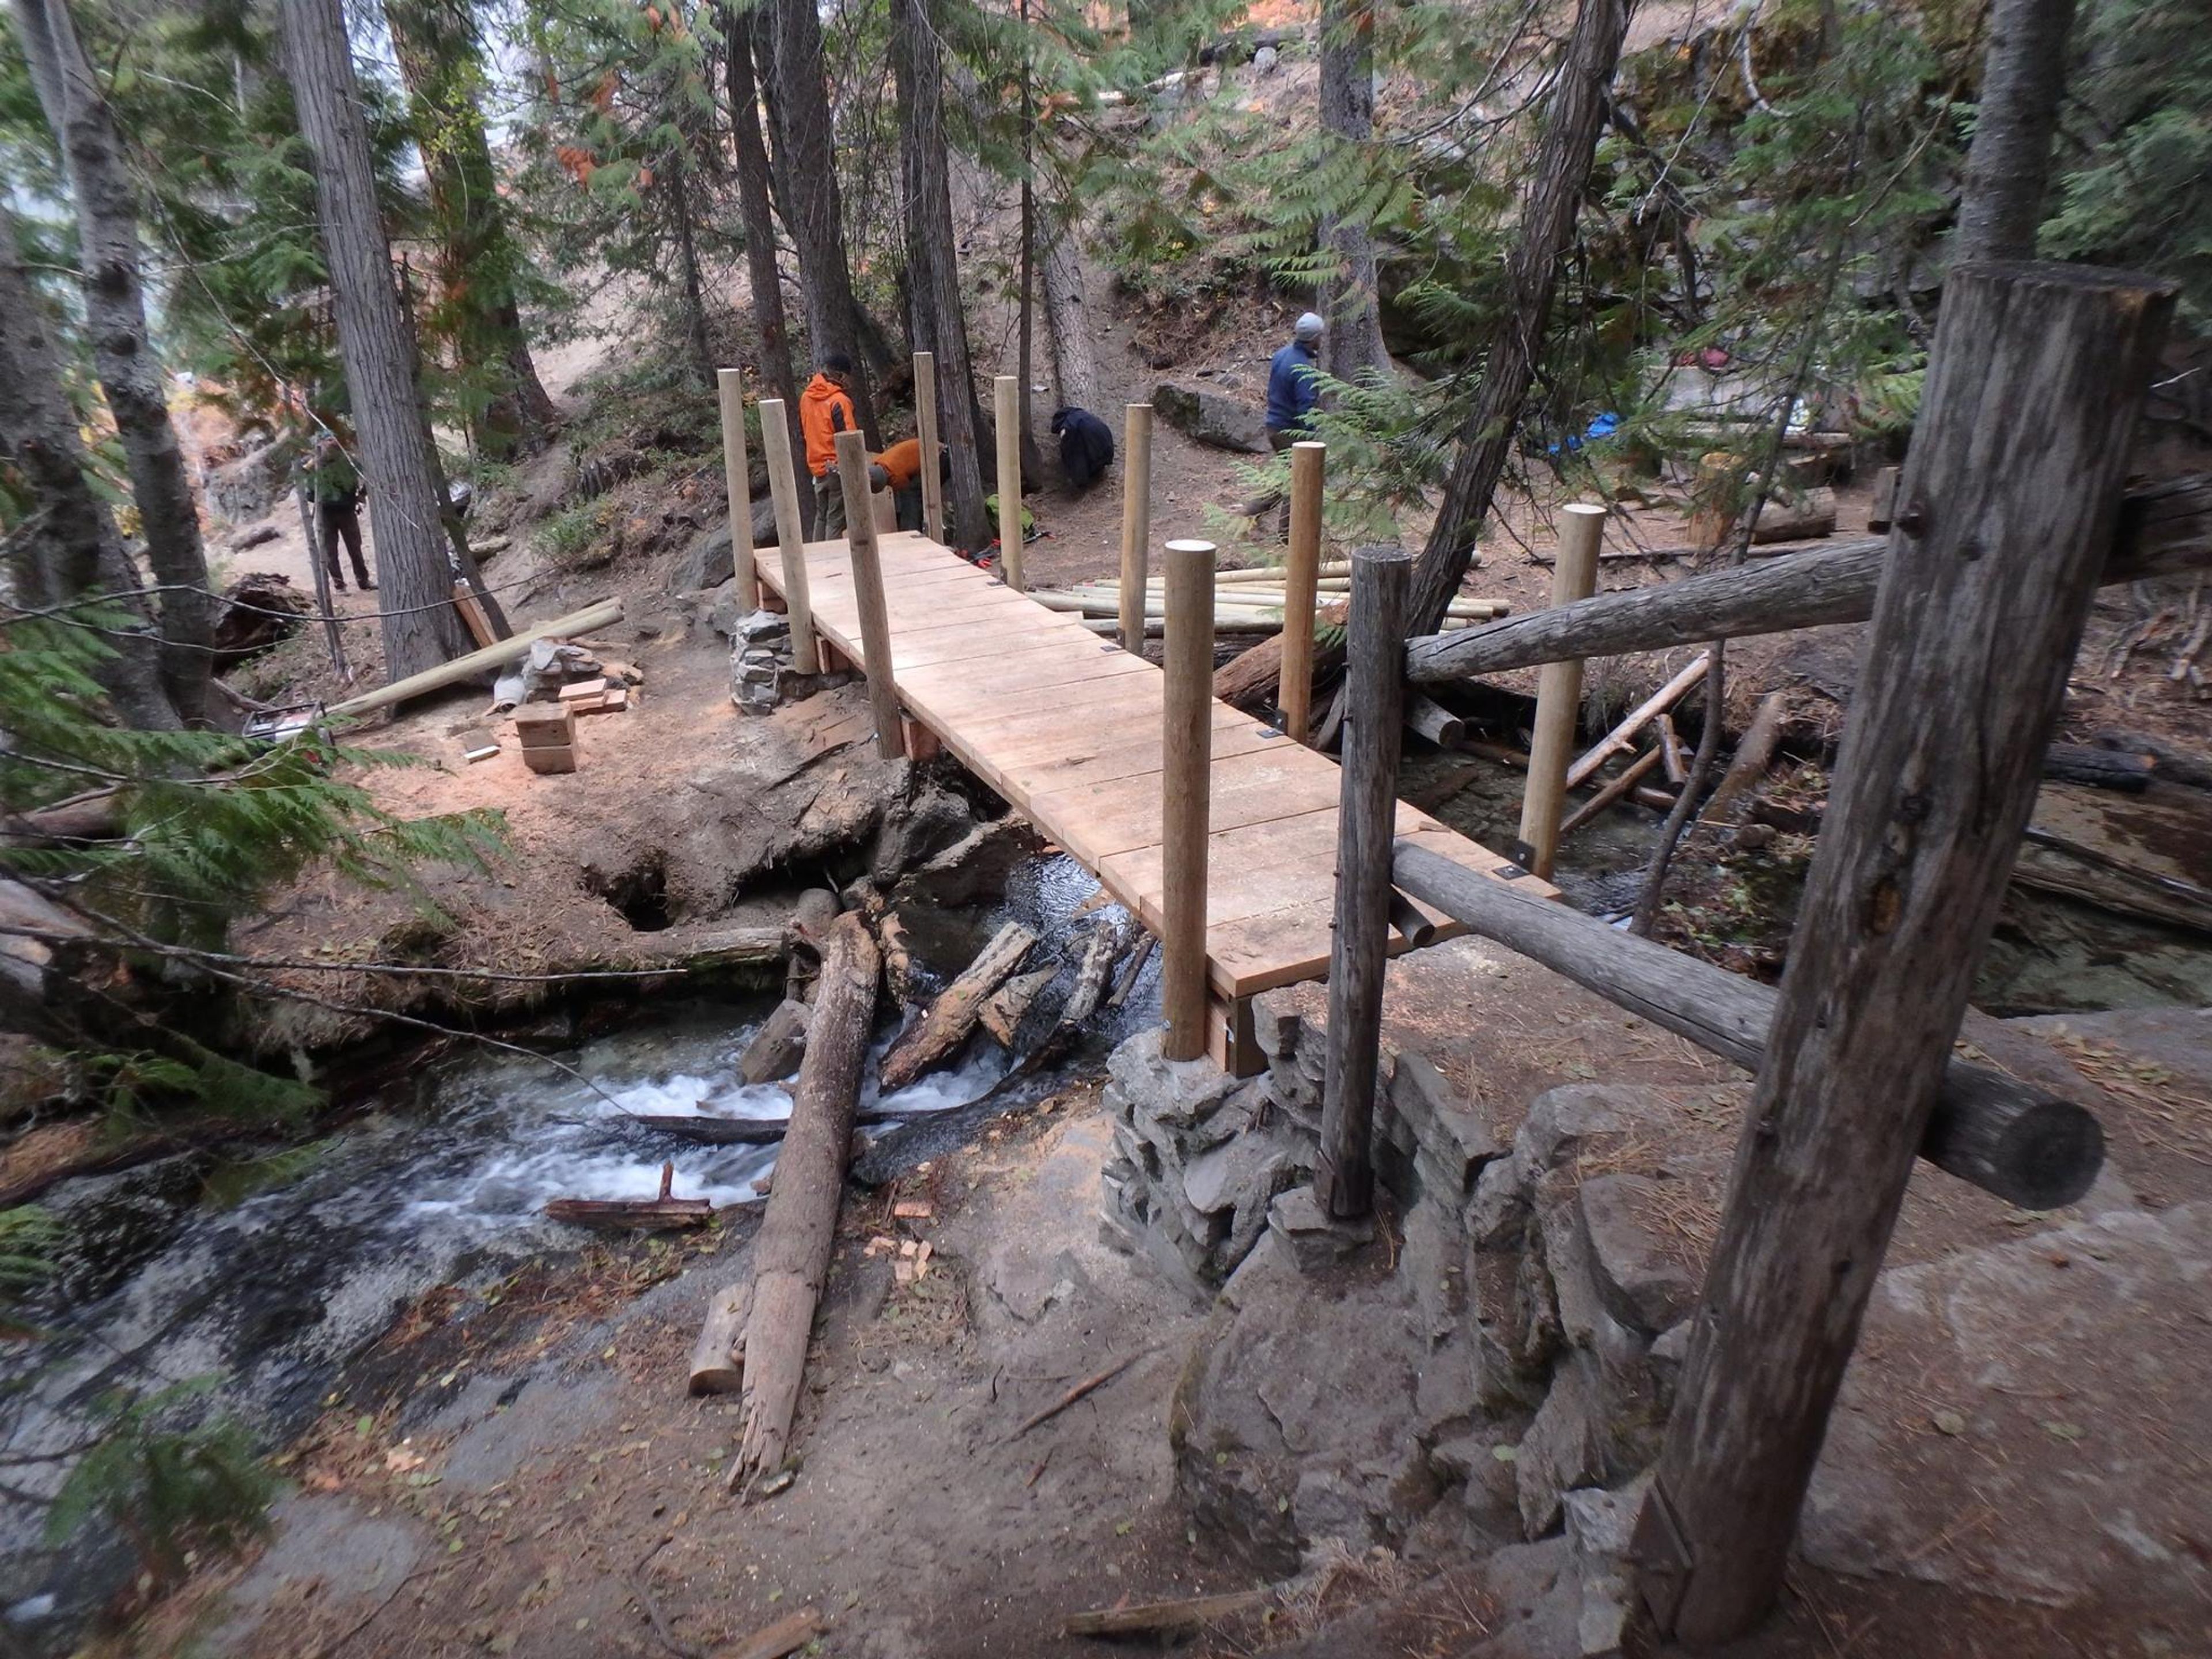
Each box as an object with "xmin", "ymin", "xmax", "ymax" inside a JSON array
[{"xmin": 752, "ymin": 522, "xmax": 1548, "ymax": 1070}]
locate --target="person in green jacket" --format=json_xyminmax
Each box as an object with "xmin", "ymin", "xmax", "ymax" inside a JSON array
[{"xmin": 302, "ymin": 434, "xmax": 374, "ymax": 592}]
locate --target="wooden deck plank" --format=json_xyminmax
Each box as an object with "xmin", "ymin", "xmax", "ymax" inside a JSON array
[{"xmin": 1028, "ymin": 744, "xmax": 1347, "ymax": 862}]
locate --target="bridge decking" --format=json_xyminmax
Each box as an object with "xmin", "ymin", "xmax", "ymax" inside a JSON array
[{"xmin": 757, "ymin": 531, "xmax": 1550, "ymax": 1027}]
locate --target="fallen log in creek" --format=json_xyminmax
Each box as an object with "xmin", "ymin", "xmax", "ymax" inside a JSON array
[
  {"xmin": 1391, "ymin": 842, "xmax": 2105, "ymax": 1210},
  {"xmin": 877, "ymin": 921, "xmax": 1037, "ymax": 1092},
  {"xmin": 700, "ymin": 912, "xmax": 877, "ymax": 1484},
  {"xmin": 1406, "ymin": 473, "xmax": 2212, "ymax": 683}
]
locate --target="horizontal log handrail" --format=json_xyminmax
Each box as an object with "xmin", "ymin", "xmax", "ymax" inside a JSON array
[
  {"xmin": 1391, "ymin": 840, "xmax": 2105, "ymax": 1209},
  {"xmin": 1406, "ymin": 473, "xmax": 2211, "ymax": 684}
]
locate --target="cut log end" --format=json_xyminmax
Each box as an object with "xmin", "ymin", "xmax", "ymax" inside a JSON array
[{"xmin": 1922, "ymin": 1078, "xmax": 2107, "ymax": 1211}]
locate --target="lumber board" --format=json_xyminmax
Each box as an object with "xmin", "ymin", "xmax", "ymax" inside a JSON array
[{"xmin": 1029, "ymin": 743, "xmax": 1346, "ymax": 861}]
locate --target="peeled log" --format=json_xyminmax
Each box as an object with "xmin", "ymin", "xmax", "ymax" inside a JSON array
[
  {"xmin": 877, "ymin": 922, "xmax": 1036, "ymax": 1091},
  {"xmin": 730, "ymin": 912, "xmax": 879, "ymax": 1485},
  {"xmin": 1392, "ymin": 842, "xmax": 2104, "ymax": 1210},
  {"xmin": 1215, "ymin": 601, "xmax": 1348, "ymax": 713}
]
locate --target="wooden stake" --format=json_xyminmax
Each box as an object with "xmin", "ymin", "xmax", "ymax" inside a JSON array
[
  {"xmin": 1280, "ymin": 440, "xmax": 1327, "ymax": 741},
  {"xmin": 758, "ymin": 397, "xmax": 819, "ymax": 674},
  {"xmin": 1634, "ymin": 262, "xmax": 2174, "ymax": 1643},
  {"xmin": 994, "ymin": 374, "xmax": 1026, "ymax": 592},
  {"xmin": 1318, "ymin": 544, "xmax": 1412, "ymax": 1218},
  {"xmin": 835, "ymin": 430, "xmax": 906, "ymax": 760},
  {"xmin": 915, "ymin": 349, "xmax": 944, "ymax": 544},
  {"xmin": 1160, "ymin": 537, "xmax": 1215, "ymax": 1062},
  {"xmin": 1517, "ymin": 501, "xmax": 1605, "ymax": 877},
  {"xmin": 718, "ymin": 366, "xmax": 759, "ymax": 609},
  {"xmin": 1118, "ymin": 402, "xmax": 1154, "ymax": 652}
]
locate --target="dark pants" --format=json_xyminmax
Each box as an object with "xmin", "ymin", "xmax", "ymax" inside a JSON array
[
  {"xmin": 1267, "ymin": 428, "xmax": 1298, "ymax": 539},
  {"xmin": 319, "ymin": 500, "xmax": 372, "ymax": 589},
  {"xmin": 811, "ymin": 474, "xmax": 846, "ymax": 541},
  {"xmin": 893, "ymin": 482, "xmax": 924, "ymax": 535}
]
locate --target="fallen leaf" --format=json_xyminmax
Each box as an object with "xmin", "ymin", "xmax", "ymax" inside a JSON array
[{"xmin": 1931, "ymin": 1411, "xmax": 1965, "ymax": 1437}]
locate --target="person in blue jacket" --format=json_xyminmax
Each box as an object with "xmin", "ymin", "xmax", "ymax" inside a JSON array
[{"xmin": 1265, "ymin": 312, "xmax": 1324, "ymax": 536}]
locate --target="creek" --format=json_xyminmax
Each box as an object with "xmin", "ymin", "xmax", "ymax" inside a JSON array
[{"xmin": 1, "ymin": 851, "xmax": 1150, "ymax": 1646}]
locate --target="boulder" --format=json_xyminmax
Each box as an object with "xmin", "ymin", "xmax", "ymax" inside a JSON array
[
  {"xmin": 205, "ymin": 441, "xmax": 292, "ymax": 523},
  {"xmin": 1574, "ymin": 1173, "xmax": 1698, "ymax": 1336},
  {"xmin": 1266, "ymin": 1186, "xmax": 1373, "ymax": 1274},
  {"xmin": 1516, "ymin": 1361, "xmax": 1607, "ymax": 1538},
  {"xmin": 1153, "ymin": 380, "xmax": 1270, "ymax": 453},
  {"xmin": 666, "ymin": 499, "xmax": 778, "ymax": 592}
]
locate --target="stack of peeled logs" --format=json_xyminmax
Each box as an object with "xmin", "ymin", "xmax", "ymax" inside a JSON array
[{"xmin": 1032, "ymin": 563, "xmax": 1508, "ymax": 639}]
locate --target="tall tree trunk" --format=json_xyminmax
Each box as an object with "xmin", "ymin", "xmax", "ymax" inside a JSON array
[
  {"xmin": 13, "ymin": 0, "xmax": 212, "ymax": 727},
  {"xmin": 763, "ymin": 0, "xmax": 880, "ymax": 443},
  {"xmin": 1317, "ymin": 0, "xmax": 1391, "ymax": 382},
  {"xmin": 283, "ymin": 0, "xmax": 473, "ymax": 680},
  {"xmin": 1406, "ymin": 0, "xmax": 1628, "ymax": 635},
  {"xmin": 384, "ymin": 0, "xmax": 555, "ymax": 460},
  {"xmin": 664, "ymin": 144, "xmax": 717, "ymax": 390},
  {"xmin": 723, "ymin": 2, "xmax": 806, "ymax": 465},
  {"xmin": 1952, "ymin": 0, "xmax": 2077, "ymax": 264},
  {"xmin": 891, "ymin": 0, "xmax": 992, "ymax": 550},
  {"xmin": 1040, "ymin": 206, "xmax": 1103, "ymax": 419},
  {"xmin": 0, "ymin": 208, "xmax": 179, "ymax": 730}
]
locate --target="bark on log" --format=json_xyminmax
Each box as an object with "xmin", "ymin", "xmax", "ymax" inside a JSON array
[
  {"xmin": 1566, "ymin": 654, "xmax": 1709, "ymax": 790},
  {"xmin": 2094, "ymin": 728, "xmax": 2212, "ymax": 791},
  {"xmin": 732, "ymin": 912, "xmax": 879, "ymax": 1485},
  {"xmin": 1214, "ymin": 602, "xmax": 1349, "ymax": 709},
  {"xmin": 2043, "ymin": 742, "xmax": 2152, "ymax": 793},
  {"xmin": 1635, "ymin": 262, "xmax": 2171, "ymax": 1645},
  {"xmin": 739, "ymin": 998, "xmax": 812, "ymax": 1085},
  {"xmin": 1391, "ymin": 843, "xmax": 2104, "ymax": 1209},
  {"xmin": 1559, "ymin": 747, "xmax": 1665, "ymax": 838},
  {"xmin": 980, "ymin": 964, "xmax": 1057, "ymax": 1047},
  {"xmin": 878, "ymin": 922, "xmax": 1036, "ymax": 1092},
  {"xmin": 1408, "ymin": 474, "xmax": 2212, "ymax": 684}
]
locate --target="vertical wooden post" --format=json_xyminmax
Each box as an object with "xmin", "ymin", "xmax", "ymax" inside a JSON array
[
  {"xmin": 1279, "ymin": 440, "xmax": 1327, "ymax": 741},
  {"xmin": 1159, "ymin": 537, "xmax": 1215, "ymax": 1062},
  {"xmin": 1118, "ymin": 403, "xmax": 1154, "ymax": 652},
  {"xmin": 835, "ymin": 429, "xmax": 906, "ymax": 760},
  {"xmin": 1516, "ymin": 501, "xmax": 1605, "ymax": 877},
  {"xmin": 758, "ymin": 397, "xmax": 819, "ymax": 675},
  {"xmin": 717, "ymin": 368, "xmax": 759, "ymax": 610},
  {"xmin": 994, "ymin": 373, "xmax": 1026, "ymax": 591},
  {"xmin": 1634, "ymin": 263, "xmax": 2175, "ymax": 1646},
  {"xmin": 1317, "ymin": 544, "xmax": 1411, "ymax": 1218},
  {"xmin": 914, "ymin": 350, "xmax": 943, "ymax": 544}
]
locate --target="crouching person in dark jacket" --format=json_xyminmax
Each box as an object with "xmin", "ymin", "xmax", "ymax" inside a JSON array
[{"xmin": 1050, "ymin": 406, "xmax": 1116, "ymax": 492}]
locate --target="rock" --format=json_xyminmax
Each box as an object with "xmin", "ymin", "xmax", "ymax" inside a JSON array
[
  {"xmin": 1575, "ymin": 1173, "xmax": 1697, "ymax": 1336},
  {"xmin": 1516, "ymin": 1361, "xmax": 1607, "ymax": 1538},
  {"xmin": 868, "ymin": 781, "xmax": 974, "ymax": 885},
  {"xmin": 1252, "ymin": 42, "xmax": 1278, "ymax": 71},
  {"xmin": 1467, "ymin": 1156, "xmax": 1531, "ymax": 1249},
  {"xmin": 1152, "ymin": 380, "xmax": 1269, "ymax": 453},
  {"xmin": 1646, "ymin": 1321, "xmax": 1690, "ymax": 1408},
  {"xmin": 891, "ymin": 817, "xmax": 1043, "ymax": 909},
  {"xmin": 666, "ymin": 499, "xmax": 778, "ymax": 592},
  {"xmin": 1518, "ymin": 1084, "xmax": 1654, "ymax": 1172},
  {"xmin": 1107, "ymin": 1027, "xmax": 1241, "ymax": 1131},
  {"xmin": 1266, "ymin": 1187, "xmax": 1373, "ymax": 1273},
  {"xmin": 206, "ymin": 440, "xmax": 291, "ymax": 522}
]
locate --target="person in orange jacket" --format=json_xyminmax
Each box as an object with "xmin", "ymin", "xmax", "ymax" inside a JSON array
[
  {"xmin": 800, "ymin": 351, "xmax": 859, "ymax": 539},
  {"xmin": 873, "ymin": 435, "xmax": 948, "ymax": 533}
]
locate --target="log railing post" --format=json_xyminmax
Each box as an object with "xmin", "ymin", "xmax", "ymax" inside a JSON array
[
  {"xmin": 1159, "ymin": 537, "xmax": 1215, "ymax": 1062},
  {"xmin": 915, "ymin": 349, "xmax": 943, "ymax": 544},
  {"xmin": 1634, "ymin": 262, "xmax": 2175, "ymax": 1646},
  {"xmin": 1516, "ymin": 501, "xmax": 1604, "ymax": 876},
  {"xmin": 835, "ymin": 429, "xmax": 906, "ymax": 760},
  {"xmin": 757, "ymin": 396, "xmax": 819, "ymax": 674},
  {"xmin": 1317, "ymin": 544, "xmax": 1412, "ymax": 1218},
  {"xmin": 994, "ymin": 374, "xmax": 1026, "ymax": 592},
  {"xmin": 1279, "ymin": 441, "xmax": 1326, "ymax": 742},
  {"xmin": 1118, "ymin": 403, "xmax": 1154, "ymax": 652},
  {"xmin": 717, "ymin": 366, "xmax": 759, "ymax": 611}
]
